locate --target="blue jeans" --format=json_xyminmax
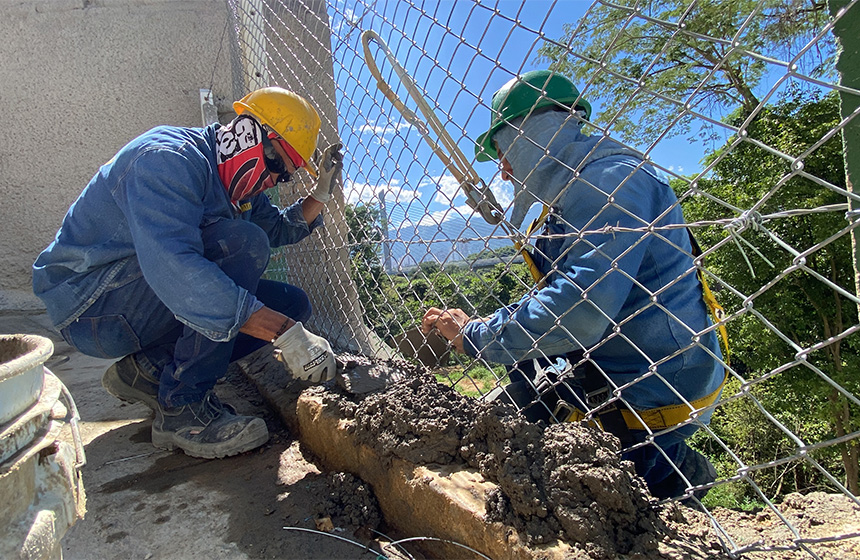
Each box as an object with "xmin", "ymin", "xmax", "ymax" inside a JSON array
[{"xmin": 60, "ymin": 220, "xmax": 312, "ymax": 408}]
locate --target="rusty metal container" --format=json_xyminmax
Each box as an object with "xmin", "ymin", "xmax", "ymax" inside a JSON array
[{"xmin": 0, "ymin": 334, "xmax": 86, "ymax": 560}]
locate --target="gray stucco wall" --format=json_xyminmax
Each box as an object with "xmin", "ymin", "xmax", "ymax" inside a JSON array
[{"xmin": 0, "ymin": 0, "xmax": 235, "ymax": 312}]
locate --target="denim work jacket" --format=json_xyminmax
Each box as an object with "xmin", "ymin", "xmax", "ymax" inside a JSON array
[
  {"xmin": 33, "ymin": 124, "xmax": 321, "ymax": 342},
  {"xmin": 463, "ymin": 112, "xmax": 723, "ymax": 412}
]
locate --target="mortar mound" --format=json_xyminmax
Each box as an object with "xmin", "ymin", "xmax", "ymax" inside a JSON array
[
  {"xmin": 320, "ymin": 472, "xmax": 382, "ymax": 532},
  {"xmin": 326, "ymin": 361, "xmax": 726, "ymax": 558}
]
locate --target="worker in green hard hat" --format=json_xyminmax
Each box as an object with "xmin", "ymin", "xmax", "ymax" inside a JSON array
[{"xmin": 423, "ymin": 69, "xmax": 725, "ymax": 500}]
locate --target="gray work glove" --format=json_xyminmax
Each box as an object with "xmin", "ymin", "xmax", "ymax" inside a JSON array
[
  {"xmin": 309, "ymin": 143, "xmax": 343, "ymax": 203},
  {"xmin": 272, "ymin": 322, "xmax": 336, "ymax": 383}
]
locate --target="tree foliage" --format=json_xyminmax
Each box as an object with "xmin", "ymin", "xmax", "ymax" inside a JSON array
[
  {"xmin": 681, "ymin": 89, "xmax": 859, "ymax": 496},
  {"xmin": 537, "ymin": 0, "xmax": 835, "ymax": 145},
  {"xmin": 345, "ymin": 203, "xmax": 532, "ymax": 343}
]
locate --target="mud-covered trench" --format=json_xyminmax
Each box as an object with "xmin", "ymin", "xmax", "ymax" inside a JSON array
[{"xmin": 304, "ymin": 353, "xmax": 726, "ymax": 560}]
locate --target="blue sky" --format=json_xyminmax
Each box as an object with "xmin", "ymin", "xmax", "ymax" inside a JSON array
[{"xmin": 328, "ymin": 0, "xmax": 709, "ymax": 233}]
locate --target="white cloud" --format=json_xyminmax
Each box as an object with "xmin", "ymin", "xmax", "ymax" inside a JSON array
[
  {"xmin": 343, "ymin": 178, "xmax": 420, "ymax": 207},
  {"xmin": 418, "ymin": 173, "xmax": 461, "ymax": 206},
  {"xmin": 488, "ymin": 175, "xmax": 513, "ymax": 209},
  {"xmin": 331, "ymin": 6, "xmax": 355, "ymax": 34},
  {"xmin": 416, "ymin": 204, "xmax": 474, "ymax": 227},
  {"xmin": 420, "ymin": 172, "xmax": 514, "ymax": 213},
  {"xmin": 358, "ymin": 122, "xmax": 413, "ymax": 136}
]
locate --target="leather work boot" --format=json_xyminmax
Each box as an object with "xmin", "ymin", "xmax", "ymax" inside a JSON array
[
  {"xmin": 151, "ymin": 392, "xmax": 269, "ymax": 459},
  {"xmin": 102, "ymin": 354, "xmax": 160, "ymax": 410}
]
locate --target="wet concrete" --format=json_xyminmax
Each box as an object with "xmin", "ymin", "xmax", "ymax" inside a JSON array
[
  {"xmin": 352, "ymin": 374, "xmax": 480, "ymax": 465},
  {"xmin": 238, "ymin": 350, "xmax": 729, "ymax": 559},
  {"xmin": 320, "ymin": 472, "xmax": 382, "ymax": 532},
  {"xmin": 331, "ymin": 369, "xmax": 720, "ymax": 558}
]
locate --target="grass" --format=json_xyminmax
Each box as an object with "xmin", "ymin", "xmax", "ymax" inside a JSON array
[
  {"xmin": 434, "ymin": 363, "xmax": 507, "ymax": 398},
  {"xmin": 701, "ymin": 481, "xmax": 767, "ymax": 512}
]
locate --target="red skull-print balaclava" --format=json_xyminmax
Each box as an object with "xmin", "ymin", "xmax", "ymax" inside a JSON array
[{"xmin": 215, "ymin": 114, "xmax": 275, "ymax": 206}]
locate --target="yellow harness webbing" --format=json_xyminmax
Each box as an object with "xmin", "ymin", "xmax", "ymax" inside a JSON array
[
  {"xmin": 516, "ymin": 205, "xmax": 550, "ymax": 284},
  {"xmin": 524, "ymin": 228, "xmax": 730, "ymax": 432},
  {"xmin": 687, "ymin": 230, "xmax": 730, "ymax": 365},
  {"xmin": 564, "ymin": 378, "xmax": 725, "ymax": 431}
]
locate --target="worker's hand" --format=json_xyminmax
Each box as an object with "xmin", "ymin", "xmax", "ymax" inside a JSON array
[
  {"xmin": 272, "ymin": 322, "xmax": 336, "ymax": 382},
  {"xmin": 422, "ymin": 307, "xmax": 469, "ymax": 353},
  {"xmin": 309, "ymin": 143, "xmax": 343, "ymax": 203}
]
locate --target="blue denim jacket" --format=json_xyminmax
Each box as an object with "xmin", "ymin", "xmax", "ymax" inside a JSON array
[
  {"xmin": 464, "ymin": 112, "xmax": 723, "ymax": 412},
  {"xmin": 33, "ymin": 124, "xmax": 321, "ymax": 342}
]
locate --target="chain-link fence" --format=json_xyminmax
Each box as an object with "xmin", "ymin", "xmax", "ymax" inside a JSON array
[{"xmin": 226, "ymin": 0, "xmax": 860, "ymax": 556}]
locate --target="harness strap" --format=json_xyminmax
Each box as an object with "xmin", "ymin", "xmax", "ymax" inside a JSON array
[
  {"xmin": 517, "ymin": 205, "xmax": 550, "ymax": 284},
  {"xmin": 562, "ymin": 373, "xmax": 727, "ymax": 431},
  {"xmin": 687, "ymin": 230, "xmax": 730, "ymax": 365}
]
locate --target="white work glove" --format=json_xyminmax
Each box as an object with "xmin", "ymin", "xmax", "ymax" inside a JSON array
[
  {"xmin": 309, "ymin": 143, "xmax": 343, "ymax": 203},
  {"xmin": 272, "ymin": 322, "xmax": 336, "ymax": 383}
]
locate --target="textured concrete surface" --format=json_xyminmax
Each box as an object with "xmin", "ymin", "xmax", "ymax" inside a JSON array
[
  {"xmin": 236, "ymin": 351, "xmax": 582, "ymax": 559},
  {"xmin": 234, "ymin": 351, "xmax": 735, "ymax": 560},
  {"xmin": 0, "ymin": 313, "xmax": 392, "ymax": 560},
  {"xmin": 295, "ymin": 391, "xmax": 545, "ymax": 560},
  {"xmin": 0, "ymin": 0, "xmax": 235, "ymax": 307}
]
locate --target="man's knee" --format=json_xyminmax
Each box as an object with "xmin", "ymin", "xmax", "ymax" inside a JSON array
[
  {"xmin": 255, "ymin": 280, "xmax": 312, "ymax": 323},
  {"xmin": 201, "ymin": 220, "xmax": 270, "ymax": 276},
  {"xmin": 288, "ymin": 288, "xmax": 312, "ymax": 323}
]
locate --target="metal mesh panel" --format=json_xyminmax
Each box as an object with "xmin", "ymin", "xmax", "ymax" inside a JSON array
[{"xmin": 227, "ymin": 0, "xmax": 860, "ymax": 556}]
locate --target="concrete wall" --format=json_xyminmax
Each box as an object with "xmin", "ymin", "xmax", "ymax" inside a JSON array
[{"xmin": 0, "ymin": 0, "xmax": 235, "ymax": 312}]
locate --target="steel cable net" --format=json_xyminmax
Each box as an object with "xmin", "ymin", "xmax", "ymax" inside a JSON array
[{"xmin": 228, "ymin": 0, "xmax": 860, "ymax": 556}]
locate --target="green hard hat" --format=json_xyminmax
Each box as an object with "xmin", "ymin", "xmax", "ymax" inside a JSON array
[{"xmin": 474, "ymin": 70, "xmax": 592, "ymax": 162}]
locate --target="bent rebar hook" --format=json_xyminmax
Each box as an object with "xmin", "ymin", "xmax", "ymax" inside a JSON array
[{"xmin": 361, "ymin": 30, "xmax": 503, "ymax": 226}]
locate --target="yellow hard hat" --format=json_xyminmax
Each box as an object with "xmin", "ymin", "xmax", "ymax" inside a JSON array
[{"xmin": 233, "ymin": 87, "xmax": 321, "ymax": 172}]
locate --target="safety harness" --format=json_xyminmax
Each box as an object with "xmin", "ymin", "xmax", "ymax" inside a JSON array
[
  {"xmin": 520, "ymin": 218, "xmax": 730, "ymax": 443},
  {"xmin": 362, "ymin": 30, "xmax": 729, "ymax": 441}
]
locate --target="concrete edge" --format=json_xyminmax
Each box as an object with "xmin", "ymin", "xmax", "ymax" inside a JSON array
[{"xmin": 233, "ymin": 351, "xmax": 569, "ymax": 560}]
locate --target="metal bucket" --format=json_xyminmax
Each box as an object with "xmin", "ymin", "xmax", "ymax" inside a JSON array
[
  {"xmin": 0, "ymin": 334, "xmax": 86, "ymax": 560},
  {"xmin": 0, "ymin": 335, "xmax": 50, "ymax": 426}
]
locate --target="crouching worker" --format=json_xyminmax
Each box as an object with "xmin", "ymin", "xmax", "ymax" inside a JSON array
[
  {"xmin": 33, "ymin": 87, "xmax": 341, "ymax": 459},
  {"xmin": 422, "ymin": 71, "xmax": 725, "ymax": 499}
]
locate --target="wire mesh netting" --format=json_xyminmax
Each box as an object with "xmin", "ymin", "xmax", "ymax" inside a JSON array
[{"xmin": 226, "ymin": 0, "xmax": 860, "ymax": 556}]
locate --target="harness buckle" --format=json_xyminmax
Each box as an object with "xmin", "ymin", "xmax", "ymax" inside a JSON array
[
  {"xmin": 552, "ymin": 399, "xmax": 578, "ymax": 423},
  {"xmin": 585, "ymin": 386, "xmax": 612, "ymax": 409}
]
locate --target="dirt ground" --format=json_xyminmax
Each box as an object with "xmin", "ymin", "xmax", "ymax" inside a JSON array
[
  {"xmin": 710, "ymin": 492, "xmax": 860, "ymax": 559},
  {"xmin": 5, "ymin": 313, "xmax": 858, "ymax": 560},
  {"xmin": 61, "ymin": 363, "xmax": 407, "ymax": 560}
]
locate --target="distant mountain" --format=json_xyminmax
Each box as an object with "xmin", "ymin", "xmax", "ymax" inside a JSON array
[{"xmin": 382, "ymin": 215, "xmax": 514, "ymax": 272}]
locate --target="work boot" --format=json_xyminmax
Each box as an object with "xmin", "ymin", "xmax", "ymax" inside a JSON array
[
  {"xmin": 102, "ymin": 354, "xmax": 160, "ymax": 410},
  {"xmin": 648, "ymin": 445, "xmax": 718, "ymax": 501},
  {"xmin": 151, "ymin": 392, "xmax": 269, "ymax": 459}
]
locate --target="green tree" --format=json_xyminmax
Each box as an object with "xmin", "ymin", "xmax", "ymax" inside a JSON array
[
  {"xmin": 345, "ymin": 203, "xmax": 382, "ymax": 269},
  {"xmin": 682, "ymin": 90, "xmax": 859, "ymax": 495},
  {"xmin": 468, "ymin": 245, "xmax": 520, "ymax": 260},
  {"xmin": 345, "ymin": 203, "xmax": 403, "ymax": 339},
  {"xmin": 537, "ymin": 0, "xmax": 834, "ymax": 145}
]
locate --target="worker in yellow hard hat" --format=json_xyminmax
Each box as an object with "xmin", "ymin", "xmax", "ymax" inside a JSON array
[{"xmin": 33, "ymin": 87, "xmax": 341, "ymax": 459}]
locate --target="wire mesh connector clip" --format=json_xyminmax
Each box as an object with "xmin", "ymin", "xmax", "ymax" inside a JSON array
[{"xmin": 200, "ymin": 88, "xmax": 219, "ymax": 126}]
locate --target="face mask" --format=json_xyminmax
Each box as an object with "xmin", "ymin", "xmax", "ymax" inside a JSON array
[
  {"xmin": 494, "ymin": 110, "xmax": 586, "ymax": 228},
  {"xmin": 261, "ymin": 134, "xmax": 292, "ymax": 185},
  {"xmin": 216, "ymin": 115, "xmax": 275, "ymax": 205}
]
